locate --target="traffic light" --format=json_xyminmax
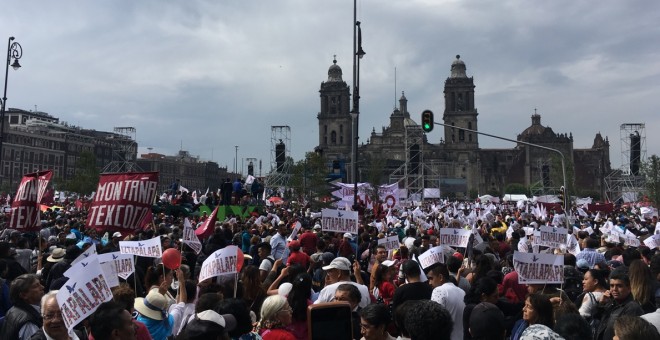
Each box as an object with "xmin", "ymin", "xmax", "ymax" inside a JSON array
[
  {"xmin": 421, "ymin": 110, "xmax": 434, "ymax": 132},
  {"xmin": 558, "ymin": 186, "xmax": 565, "ymax": 209}
]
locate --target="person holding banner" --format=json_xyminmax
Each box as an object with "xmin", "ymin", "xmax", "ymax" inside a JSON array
[{"xmin": 31, "ymin": 291, "xmax": 86, "ymax": 340}]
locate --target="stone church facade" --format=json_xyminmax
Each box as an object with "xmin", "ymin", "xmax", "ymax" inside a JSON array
[{"xmin": 316, "ymin": 56, "xmax": 611, "ymax": 199}]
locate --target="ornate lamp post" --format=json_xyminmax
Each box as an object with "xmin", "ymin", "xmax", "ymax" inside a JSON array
[{"xmin": 0, "ymin": 36, "xmax": 23, "ymax": 189}]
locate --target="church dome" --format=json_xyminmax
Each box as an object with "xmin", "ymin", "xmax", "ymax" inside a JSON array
[
  {"xmin": 327, "ymin": 57, "xmax": 343, "ymax": 82},
  {"xmin": 450, "ymin": 55, "xmax": 467, "ymax": 78},
  {"xmin": 520, "ymin": 114, "xmax": 549, "ymax": 137},
  {"xmin": 403, "ymin": 117, "xmax": 418, "ymax": 127}
]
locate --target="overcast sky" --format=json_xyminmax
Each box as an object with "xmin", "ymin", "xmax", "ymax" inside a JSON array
[{"xmin": 2, "ymin": 0, "xmax": 659, "ymax": 176}]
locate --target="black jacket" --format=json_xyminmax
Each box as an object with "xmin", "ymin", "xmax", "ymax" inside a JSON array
[
  {"xmin": 0, "ymin": 301, "xmax": 43, "ymax": 340},
  {"xmin": 594, "ymin": 294, "xmax": 644, "ymax": 340}
]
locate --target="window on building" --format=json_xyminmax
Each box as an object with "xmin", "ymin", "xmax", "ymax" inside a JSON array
[
  {"xmin": 331, "ymin": 131, "xmax": 337, "ymax": 145},
  {"xmin": 468, "ymin": 122, "xmax": 472, "ymax": 130},
  {"xmin": 459, "ymin": 130, "xmax": 465, "ymax": 141},
  {"xmin": 340, "ymin": 124, "xmax": 343, "ymax": 133}
]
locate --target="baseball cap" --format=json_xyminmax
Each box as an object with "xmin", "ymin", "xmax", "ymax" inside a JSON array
[
  {"xmin": 322, "ymin": 257, "xmax": 351, "ymax": 271},
  {"xmin": 469, "ymin": 302, "xmax": 505, "ymax": 339},
  {"xmin": 112, "ymin": 232, "xmax": 122, "ymax": 238},
  {"xmin": 288, "ymin": 240, "xmax": 301, "ymax": 250},
  {"xmin": 343, "ymin": 233, "xmax": 354, "ymax": 240},
  {"xmin": 313, "ymin": 224, "xmax": 322, "ymax": 230}
]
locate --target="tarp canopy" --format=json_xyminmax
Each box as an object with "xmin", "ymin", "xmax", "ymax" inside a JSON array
[{"xmin": 502, "ymin": 194, "xmax": 528, "ymax": 202}]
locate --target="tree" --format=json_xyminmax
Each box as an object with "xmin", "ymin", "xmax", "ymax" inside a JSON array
[
  {"xmin": 504, "ymin": 183, "xmax": 528, "ymax": 195},
  {"xmin": 63, "ymin": 151, "xmax": 100, "ymax": 195},
  {"xmin": 641, "ymin": 155, "xmax": 660, "ymax": 206},
  {"xmin": 288, "ymin": 152, "xmax": 335, "ymax": 209}
]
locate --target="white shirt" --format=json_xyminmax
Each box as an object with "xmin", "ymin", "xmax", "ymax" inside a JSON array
[
  {"xmin": 259, "ymin": 255, "xmax": 275, "ymax": 272},
  {"xmin": 169, "ymin": 301, "xmax": 196, "ymax": 336},
  {"xmin": 42, "ymin": 327, "xmax": 80, "ymax": 340},
  {"xmin": 431, "ymin": 282, "xmax": 465, "ymax": 340},
  {"xmin": 314, "ymin": 280, "xmax": 371, "ymax": 308}
]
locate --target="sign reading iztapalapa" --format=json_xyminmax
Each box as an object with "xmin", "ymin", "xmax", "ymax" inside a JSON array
[
  {"xmin": 378, "ymin": 235, "xmax": 400, "ymax": 251},
  {"xmin": 535, "ymin": 226, "xmax": 568, "ymax": 249},
  {"xmin": 86, "ymin": 172, "xmax": 159, "ymax": 233},
  {"xmin": 417, "ymin": 245, "xmax": 445, "ymax": 269},
  {"xmin": 439, "ymin": 228, "xmax": 471, "ymax": 248},
  {"xmin": 321, "ymin": 209, "xmax": 358, "ymax": 234},
  {"xmin": 198, "ymin": 245, "xmax": 240, "ymax": 282},
  {"xmin": 119, "ymin": 236, "xmax": 163, "ymax": 258},
  {"xmin": 513, "ymin": 251, "xmax": 564, "ymax": 284}
]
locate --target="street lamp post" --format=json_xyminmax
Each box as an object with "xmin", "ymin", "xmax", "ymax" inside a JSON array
[
  {"xmin": 0, "ymin": 36, "xmax": 23, "ymax": 189},
  {"xmin": 234, "ymin": 145, "xmax": 238, "ymax": 177},
  {"xmin": 351, "ymin": 0, "xmax": 365, "ymax": 210}
]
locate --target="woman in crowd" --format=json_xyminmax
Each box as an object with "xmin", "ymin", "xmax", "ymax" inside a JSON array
[
  {"xmin": 613, "ymin": 315, "xmax": 660, "ymax": 339},
  {"xmin": 359, "ymin": 303, "xmax": 396, "ymax": 340},
  {"xmin": 284, "ymin": 273, "xmax": 313, "ymax": 340},
  {"xmin": 144, "ymin": 264, "xmax": 175, "ymax": 307},
  {"xmin": 628, "ymin": 259, "xmax": 657, "ymax": 313},
  {"xmin": 578, "ymin": 268, "xmax": 608, "ymax": 320},
  {"xmin": 241, "ymin": 265, "xmax": 267, "ymax": 317},
  {"xmin": 510, "ymin": 293, "xmax": 554, "ymax": 340},
  {"xmin": 258, "ymin": 295, "xmax": 296, "ymax": 340},
  {"xmin": 372, "ymin": 264, "xmax": 395, "ymax": 305},
  {"xmin": 135, "ymin": 290, "xmax": 175, "ymax": 340}
]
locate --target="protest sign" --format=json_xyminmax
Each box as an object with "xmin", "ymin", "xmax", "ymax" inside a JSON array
[
  {"xmin": 100, "ymin": 261, "xmax": 119, "ymax": 287},
  {"xmin": 287, "ymin": 221, "xmax": 302, "ymax": 242},
  {"xmin": 417, "ymin": 246, "xmax": 445, "ymax": 269},
  {"xmin": 377, "ymin": 235, "xmax": 400, "ymax": 252},
  {"xmin": 7, "ymin": 170, "xmax": 52, "ymax": 231},
  {"xmin": 536, "ymin": 226, "xmax": 568, "ymax": 249},
  {"xmin": 643, "ymin": 234, "xmax": 660, "ymax": 249},
  {"xmin": 623, "ymin": 234, "xmax": 640, "ymax": 247},
  {"xmin": 331, "ymin": 182, "xmax": 400, "ymax": 210},
  {"xmin": 198, "ymin": 245, "xmax": 240, "ymax": 282},
  {"xmin": 182, "ymin": 218, "xmax": 202, "ymax": 254},
  {"xmin": 439, "ymin": 228, "xmax": 471, "ymax": 248},
  {"xmin": 513, "ymin": 251, "xmax": 564, "ymax": 284},
  {"xmin": 86, "ymin": 172, "xmax": 159, "ymax": 233},
  {"xmin": 98, "ymin": 252, "xmax": 135, "ymax": 280},
  {"xmin": 119, "ymin": 235, "xmax": 162, "ymax": 258},
  {"xmin": 321, "ymin": 209, "xmax": 358, "ymax": 234},
  {"xmin": 71, "ymin": 245, "xmax": 98, "ymax": 266},
  {"xmin": 56, "ymin": 258, "xmax": 113, "ymax": 331}
]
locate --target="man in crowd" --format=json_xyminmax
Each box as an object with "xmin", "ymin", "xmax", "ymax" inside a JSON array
[
  {"xmin": 428, "ymin": 263, "xmax": 465, "ymax": 340},
  {"xmin": 314, "ymin": 257, "xmax": 370, "ymax": 308},
  {"xmin": 89, "ymin": 301, "xmax": 138, "ymax": 340},
  {"xmin": 0, "ymin": 274, "xmax": 44, "ymax": 339},
  {"xmin": 595, "ymin": 267, "xmax": 645, "ymax": 340},
  {"xmin": 369, "ymin": 245, "xmax": 388, "ymax": 291}
]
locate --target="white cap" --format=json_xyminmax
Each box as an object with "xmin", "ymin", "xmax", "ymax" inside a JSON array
[
  {"xmin": 112, "ymin": 232, "xmax": 122, "ymax": 238},
  {"xmin": 343, "ymin": 233, "xmax": 354, "ymax": 240}
]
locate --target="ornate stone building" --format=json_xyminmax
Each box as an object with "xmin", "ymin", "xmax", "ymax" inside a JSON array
[{"xmin": 316, "ymin": 55, "xmax": 611, "ymax": 199}]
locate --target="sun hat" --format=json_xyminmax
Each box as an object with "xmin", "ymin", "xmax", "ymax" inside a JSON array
[
  {"xmin": 182, "ymin": 310, "xmax": 237, "ymax": 337},
  {"xmin": 322, "ymin": 257, "xmax": 351, "ymax": 271},
  {"xmin": 47, "ymin": 248, "xmax": 66, "ymax": 263},
  {"xmin": 135, "ymin": 291, "xmax": 169, "ymax": 320}
]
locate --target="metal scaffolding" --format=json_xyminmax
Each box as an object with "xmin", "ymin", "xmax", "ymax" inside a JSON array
[
  {"xmin": 605, "ymin": 123, "xmax": 646, "ymax": 202},
  {"xmin": 102, "ymin": 127, "xmax": 141, "ymax": 173},
  {"xmin": 264, "ymin": 126, "xmax": 291, "ymax": 194}
]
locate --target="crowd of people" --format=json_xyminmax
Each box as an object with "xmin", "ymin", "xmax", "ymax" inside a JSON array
[{"xmin": 0, "ymin": 188, "xmax": 659, "ymax": 340}]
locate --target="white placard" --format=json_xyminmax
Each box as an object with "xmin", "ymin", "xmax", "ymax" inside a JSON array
[
  {"xmin": 439, "ymin": 228, "xmax": 471, "ymax": 248},
  {"xmin": 198, "ymin": 245, "xmax": 239, "ymax": 282},
  {"xmin": 513, "ymin": 251, "xmax": 564, "ymax": 284},
  {"xmin": 56, "ymin": 258, "xmax": 113, "ymax": 331},
  {"xmin": 98, "ymin": 252, "xmax": 135, "ymax": 280},
  {"xmin": 100, "ymin": 260, "xmax": 119, "ymax": 287},
  {"xmin": 536, "ymin": 226, "xmax": 568, "ymax": 249},
  {"xmin": 119, "ymin": 236, "xmax": 162, "ymax": 258},
  {"xmin": 182, "ymin": 218, "xmax": 202, "ymax": 254},
  {"xmin": 321, "ymin": 209, "xmax": 359, "ymax": 234},
  {"xmin": 643, "ymin": 234, "xmax": 660, "ymax": 249},
  {"xmin": 417, "ymin": 246, "xmax": 445, "ymax": 269},
  {"xmin": 70, "ymin": 245, "xmax": 98, "ymax": 266},
  {"xmin": 377, "ymin": 235, "xmax": 400, "ymax": 251},
  {"xmin": 287, "ymin": 221, "xmax": 302, "ymax": 241}
]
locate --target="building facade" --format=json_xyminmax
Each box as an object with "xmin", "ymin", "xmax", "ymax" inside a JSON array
[{"xmin": 316, "ymin": 56, "xmax": 611, "ymax": 199}]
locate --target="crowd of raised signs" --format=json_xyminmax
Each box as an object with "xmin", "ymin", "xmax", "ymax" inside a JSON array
[{"xmin": 1, "ymin": 191, "xmax": 660, "ymax": 340}]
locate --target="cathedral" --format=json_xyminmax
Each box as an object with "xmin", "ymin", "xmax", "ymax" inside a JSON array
[{"xmin": 316, "ymin": 55, "xmax": 611, "ymax": 199}]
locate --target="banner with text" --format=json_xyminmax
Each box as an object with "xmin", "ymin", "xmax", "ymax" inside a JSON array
[
  {"xmin": 643, "ymin": 234, "xmax": 660, "ymax": 249},
  {"xmin": 119, "ymin": 236, "xmax": 162, "ymax": 258},
  {"xmin": 439, "ymin": 228, "xmax": 471, "ymax": 248},
  {"xmin": 513, "ymin": 251, "xmax": 564, "ymax": 284},
  {"xmin": 86, "ymin": 172, "xmax": 159, "ymax": 233},
  {"xmin": 7, "ymin": 170, "xmax": 52, "ymax": 231},
  {"xmin": 534, "ymin": 226, "xmax": 568, "ymax": 249},
  {"xmin": 98, "ymin": 252, "xmax": 135, "ymax": 280},
  {"xmin": 71, "ymin": 245, "xmax": 98, "ymax": 266},
  {"xmin": 331, "ymin": 182, "xmax": 400, "ymax": 210},
  {"xmin": 182, "ymin": 218, "xmax": 202, "ymax": 254},
  {"xmin": 321, "ymin": 209, "xmax": 359, "ymax": 234},
  {"xmin": 198, "ymin": 245, "xmax": 240, "ymax": 282},
  {"xmin": 417, "ymin": 246, "xmax": 445, "ymax": 269},
  {"xmin": 56, "ymin": 258, "xmax": 113, "ymax": 331},
  {"xmin": 378, "ymin": 235, "xmax": 400, "ymax": 251},
  {"xmin": 287, "ymin": 221, "xmax": 303, "ymax": 242}
]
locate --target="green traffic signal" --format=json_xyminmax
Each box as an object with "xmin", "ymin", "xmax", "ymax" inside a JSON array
[{"xmin": 421, "ymin": 110, "xmax": 434, "ymax": 132}]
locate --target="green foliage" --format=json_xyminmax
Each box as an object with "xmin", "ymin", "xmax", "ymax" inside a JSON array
[
  {"xmin": 62, "ymin": 151, "xmax": 100, "ymax": 195},
  {"xmin": 504, "ymin": 183, "xmax": 528, "ymax": 195},
  {"xmin": 288, "ymin": 152, "xmax": 335, "ymax": 209},
  {"xmin": 641, "ymin": 155, "xmax": 660, "ymax": 206}
]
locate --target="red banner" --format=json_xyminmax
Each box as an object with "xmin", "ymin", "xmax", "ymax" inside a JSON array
[
  {"xmin": 86, "ymin": 172, "xmax": 159, "ymax": 234},
  {"xmin": 195, "ymin": 205, "xmax": 219, "ymax": 239},
  {"xmin": 8, "ymin": 170, "xmax": 53, "ymax": 231}
]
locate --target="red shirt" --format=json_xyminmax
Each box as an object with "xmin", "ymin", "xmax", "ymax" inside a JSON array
[
  {"xmin": 299, "ymin": 231, "xmax": 318, "ymax": 256},
  {"xmin": 287, "ymin": 250, "xmax": 310, "ymax": 269}
]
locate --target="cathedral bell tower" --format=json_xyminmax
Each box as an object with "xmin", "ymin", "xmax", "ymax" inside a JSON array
[
  {"xmin": 443, "ymin": 55, "xmax": 479, "ymax": 150},
  {"xmin": 317, "ymin": 57, "xmax": 352, "ymax": 162}
]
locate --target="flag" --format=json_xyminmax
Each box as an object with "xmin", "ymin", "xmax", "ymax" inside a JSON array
[
  {"xmin": 195, "ymin": 205, "xmax": 219, "ymax": 239},
  {"xmin": 179, "ymin": 185, "xmax": 189, "ymax": 193},
  {"xmin": 7, "ymin": 170, "xmax": 53, "ymax": 231},
  {"xmin": 139, "ymin": 209, "xmax": 154, "ymax": 230},
  {"xmin": 183, "ymin": 218, "xmax": 202, "ymax": 254}
]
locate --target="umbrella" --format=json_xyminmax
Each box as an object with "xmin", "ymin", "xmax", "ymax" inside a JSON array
[{"xmin": 268, "ymin": 196, "xmax": 284, "ymax": 205}]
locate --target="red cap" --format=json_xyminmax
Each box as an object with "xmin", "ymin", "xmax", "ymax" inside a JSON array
[
  {"xmin": 452, "ymin": 252, "xmax": 464, "ymax": 262},
  {"xmin": 288, "ymin": 240, "xmax": 301, "ymax": 250}
]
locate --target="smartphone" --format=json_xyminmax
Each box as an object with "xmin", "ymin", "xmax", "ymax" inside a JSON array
[{"xmin": 307, "ymin": 302, "xmax": 354, "ymax": 340}]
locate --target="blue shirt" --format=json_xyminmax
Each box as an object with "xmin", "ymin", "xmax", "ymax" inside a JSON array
[
  {"xmin": 137, "ymin": 314, "xmax": 174, "ymax": 340},
  {"xmin": 576, "ymin": 248, "xmax": 606, "ymax": 268}
]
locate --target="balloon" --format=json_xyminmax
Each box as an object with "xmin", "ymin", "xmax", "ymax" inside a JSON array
[
  {"xmin": 162, "ymin": 248, "xmax": 182, "ymax": 270},
  {"xmin": 236, "ymin": 248, "xmax": 245, "ymax": 273}
]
